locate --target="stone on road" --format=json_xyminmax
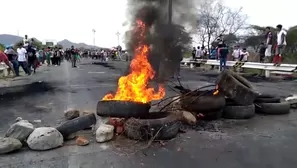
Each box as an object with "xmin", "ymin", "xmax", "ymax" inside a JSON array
[
  {"xmin": 0, "ymin": 137, "xmax": 22, "ymax": 154},
  {"xmin": 5, "ymin": 120, "xmax": 34, "ymax": 141},
  {"xmin": 76, "ymin": 136, "xmax": 89, "ymax": 146},
  {"xmin": 96, "ymin": 124, "xmax": 114, "ymax": 143},
  {"xmin": 26, "ymin": 127, "xmax": 63, "ymax": 151},
  {"xmin": 64, "ymin": 108, "xmax": 80, "ymax": 120}
]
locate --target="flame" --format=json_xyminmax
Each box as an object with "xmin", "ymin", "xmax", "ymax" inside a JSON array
[
  {"xmin": 213, "ymin": 85, "xmax": 219, "ymax": 95},
  {"xmin": 102, "ymin": 20, "xmax": 165, "ymax": 103}
]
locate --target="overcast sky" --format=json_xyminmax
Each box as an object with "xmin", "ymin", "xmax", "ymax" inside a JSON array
[{"xmin": 0, "ymin": 0, "xmax": 293, "ymax": 48}]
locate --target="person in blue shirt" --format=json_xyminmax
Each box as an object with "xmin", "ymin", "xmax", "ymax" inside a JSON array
[{"xmin": 209, "ymin": 45, "xmax": 217, "ymax": 70}]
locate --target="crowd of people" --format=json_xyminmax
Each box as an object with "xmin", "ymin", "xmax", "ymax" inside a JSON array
[{"xmin": 191, "ymin": 24, "xmax": 287, "ymax": 71}]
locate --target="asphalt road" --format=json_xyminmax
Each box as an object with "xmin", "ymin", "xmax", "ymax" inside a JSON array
[{"xmin": 1, "ymin": 59, "xmax": 297, "ymax": 168}]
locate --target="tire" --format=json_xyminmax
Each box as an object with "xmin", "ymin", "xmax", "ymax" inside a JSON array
[
  {"xmin": 255, "ymin": 102, "xmax": 290, "ymax": 115},
  {"xmin": 254, "ymin": 94, "xmax": 281, "ymax": 103},
  {"xmin": 201, "ymin": 109, "xmax": 223, "ymax": 120},
  {"xmin": 180, "ymin": 90, "xmax": 225, "ymax": 113},
  {"xmin": 124, "ymin": 112, "xmax": 181, "ymax": 141},
  {"xmin": 223, "ymin": 104, "xmax": 255, "ymax": 119},
  {"xmin": 216, "ymin": 70, "xmax": 258, "ymax": 105},
  {"xmin": 56, "ymin": 113, "xmax": 96, "ymax": 138},
  {"xmin": 97, "ymin": 100, "xmax": 150, "ymax": 118}
]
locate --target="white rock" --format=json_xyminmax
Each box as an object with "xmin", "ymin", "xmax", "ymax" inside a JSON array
[
  {"xmin": 285, "ymin": 95, "xmax": 297, "ymax": 104},
  {"xmin": 96, "ymin": 124, "xmax": 114, "ymax": 143},
  {"xmin": 0, "ymin": 137, "xmax": 22, "ymax": 154},
  {"xmin": 182, "ymin": 111, "xmax": 197, "ymax": 125},
  {"xmin": 5, "ymin": 120, "xmax": 34, "ymax": 141},
  {"xmin": 27, "ymin": 127, "xmax": 63, "ymax": 151},
  {"xmin": 64, "ymin": 108, "xmax": 80, "ymax": 120}
]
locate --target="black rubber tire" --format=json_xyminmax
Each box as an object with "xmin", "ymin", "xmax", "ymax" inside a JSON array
[
  {"xmin": 216, "ymin": 70, "xmax": 258, "ymax": 106},
  {"xmin": 201, "ymin": 109, "xmax": 223, "ymax": 120},
  {"xmin": 56, "ymin": 113, "xmax": 96, "ymax": 138},
  {"xmin": 97, "ymin": 100, "xmax": 150, "ymax": 118},
  {"xmin": 180, "ymin": 90, "xmax": 226, "ymax": 113},
  {"xmin": 255, "ymin": 102, "xmax": 290, "ymax": 115},
  {"xmin": 124, "ymin": 112, "xmax": 181, "ymax": 141},
  {"xmin": 254, "ymin": 94, "xmax": 281, "ymax": 103},
  {"xmin": 223, "ymin": 104, "xmax": 255, "ymax": 119}
]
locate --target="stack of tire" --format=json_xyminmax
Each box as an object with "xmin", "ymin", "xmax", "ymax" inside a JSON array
[
  {"xmin": 217, "ymin": 70, "xmax": 290, "ymax": 118},
  {"xmin": 180, "ymin": 70, "xmax": 291, "ymax": 120}
]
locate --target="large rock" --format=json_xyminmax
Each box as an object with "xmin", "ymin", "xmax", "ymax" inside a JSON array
[
  {"xmin": 5, "ymin": 120, "xmax": 34, "ymax": 141},
  {"xmin": 0, "ymin": 137, "xmax": 22, "ymax": 154},
  {"xmin": 96, "ymin": 124, "xmax": 114, "ymax": 143},
  {"xmin": 27, "ymin": 127, "xmax": 63, "ymax": 151},
  {"xmin": 64, "ymin": 109, "xmax": 80, "ymax": 120}
]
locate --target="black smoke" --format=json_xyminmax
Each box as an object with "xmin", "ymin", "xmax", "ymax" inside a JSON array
[{"xmin": 125, "ymin": 0, "xmax": 197, "ymax": 82}]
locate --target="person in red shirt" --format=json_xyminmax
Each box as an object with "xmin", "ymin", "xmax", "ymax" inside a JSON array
[{"xmin": 0, "ymin": 50, "xmax": 15, "ymax": 76}]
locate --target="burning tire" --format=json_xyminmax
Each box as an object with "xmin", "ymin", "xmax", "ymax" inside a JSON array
[
  {"xmin": 254, "ymin": 94, "xmax": 281, "ymax": 103},
  {"xmin": 223, "ymin": 99, "xmax": 255, "ymax": 119},
  {"xmin": 56, "ymin": 113, "xmax": 96, "ymax": 138},
  {"xmin": 124, "ymin": 112, "xmax": 181, "ymax": 140},
  {"xmin": 180, "ymin": 90, "xmax": 225, "ymax": 113},
  {"xmin": 216, "ymin": 70, "xmax": 258, "ymax": 105},
  {"xmin": 255, "ymin": 102, "xmax": 290, "ymax": 115},
  {"xmin": 97, "ymin": 100, "xmax": 150, "ymax": 118}
]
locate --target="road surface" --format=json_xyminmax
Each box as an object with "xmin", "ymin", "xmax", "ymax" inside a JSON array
[{"xmin": 0, "ymin": 59, "xmax": 297, "ymax": 168}]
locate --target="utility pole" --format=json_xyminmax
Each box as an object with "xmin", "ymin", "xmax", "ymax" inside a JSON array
[
  {"xmin": 92, "ymin": 29, "xmax": 96, "ymax": 46},
  {"xmin": 168, "ymin": 0, "xmax": 172, "ymax": 25},
  {"xmin": 116, "ymin": 31, "xmax": 120, "ymax": 46}
]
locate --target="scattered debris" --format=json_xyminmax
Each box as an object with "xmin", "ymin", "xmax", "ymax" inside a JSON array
[
  {"xmin": 64, "ymin": 108, "xmax": 80, "ymax": 120},
  {"xmin": 5, "ymin": 120, "xmax": 34, "ymax": 141},
  {"xmin": 96, "ymin": 124, "xmax": 114, "ymax": 143},
  {"xmin": 27, "ymin": 127, "xmax": 63, "ymax": 151},
  {"xmin": 0, "ymin": 137, "xmax": 22, "ymax": 154},
  {"xmin": 181, "ymin": 111, "xmax": 197, "ymax": 125},
  {"xmin": 76, "ymin": 136, "xmax": 89, "ymax": 146},
  {"xmin": 32, "ymin": 120, "xmax": 42, "ymax": 123}
]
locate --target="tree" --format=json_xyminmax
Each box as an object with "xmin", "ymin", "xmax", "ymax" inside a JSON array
[
  {"xmin": 286, "ymin": 25, "xmax": 297, "ymax": 53},
  {"xmin": 0, "ymin": 43, "xmax": 5, "ymax": 51},
  {"xmin": 196, "ymin": 0, "xmax": 247, "ymax": 50}
]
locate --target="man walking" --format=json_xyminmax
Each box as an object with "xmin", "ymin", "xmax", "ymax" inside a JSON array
[
  {"xmin": 70, "ymin": 46, "xmax": 77, "ymax": 68},
  {"xmin": 17, "ymin": 43, "xmax": 31, "ymax": 75}
]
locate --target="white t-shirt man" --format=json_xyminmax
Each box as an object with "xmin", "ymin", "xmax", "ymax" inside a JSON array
[
  {"xmin": 277, "ymin": 29, "xmax": 287, "ymax": 46},
  {"xmin": 196, "ymin": 48, "xmax": 202, "ymax": 58},
  {"xmin": 17, "ymin": 47, "xmax": 27, "ymax": 62},
  {"xmin": 240, "ymin": 50, "xmax": 249, "ymax": 62},
  {"xmin": 232, "ymin": 48, "xmax": 240, "ymax": 61}
]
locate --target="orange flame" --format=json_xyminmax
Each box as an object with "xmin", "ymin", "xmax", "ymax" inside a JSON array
[{"xmin": 102, "ymin": 20, "xmax": 165, "ymax": 103}]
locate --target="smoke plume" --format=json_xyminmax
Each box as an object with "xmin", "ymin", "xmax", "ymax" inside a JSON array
[{"xmin": 125, "ymin": 0, "xmax": 199, "ymax": 82}]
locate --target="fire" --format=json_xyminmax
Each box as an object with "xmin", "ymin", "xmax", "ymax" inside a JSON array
[
  {"xmin": 213, "ymin": 85, "xmax": 219, "ymax": 95},
  {"xmin": 102, "ymin": 20, "xmax": 165, "ymax": 103}
]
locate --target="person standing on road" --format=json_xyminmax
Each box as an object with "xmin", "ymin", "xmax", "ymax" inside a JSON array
[
  {"xmin": 274, "ymin": 24, "xmax": 287, "ymax": 66},
  {"xmin": 195, "ymin": 46, "xmax": 202, "ymax": 60},
  {"xmin": 17, "ymin": 43, "xmax": 31, "ymax": 75},
  {"xmin": 232, "ymin": 45, "xmax": 240, "ymax": 61},
  {"xmin": 70, "ymin": 46, "xmax": 77, "ymax": 68},
  {"xmin": 264, "ymin": 27, "xmax": 273, "ymax": 63},
  {"xmin": 5, "ymin": 45, "xmax": 18, "ymax": 76},
  {"xmin": 0, "ymin": 49, "xmax": 15, "ymax": 76},
  {"xmin": 27, "ymin": 45, "xmax": 37, "ymax": 73},
  {"xmin": 217, "ymin": 42, "xmax": 229, "ymax": 71}
]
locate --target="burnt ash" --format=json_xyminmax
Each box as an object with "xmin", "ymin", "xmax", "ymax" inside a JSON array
[{"xmin": 125, "ymin": 0, "xmax": 197, "ymax": 82}]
